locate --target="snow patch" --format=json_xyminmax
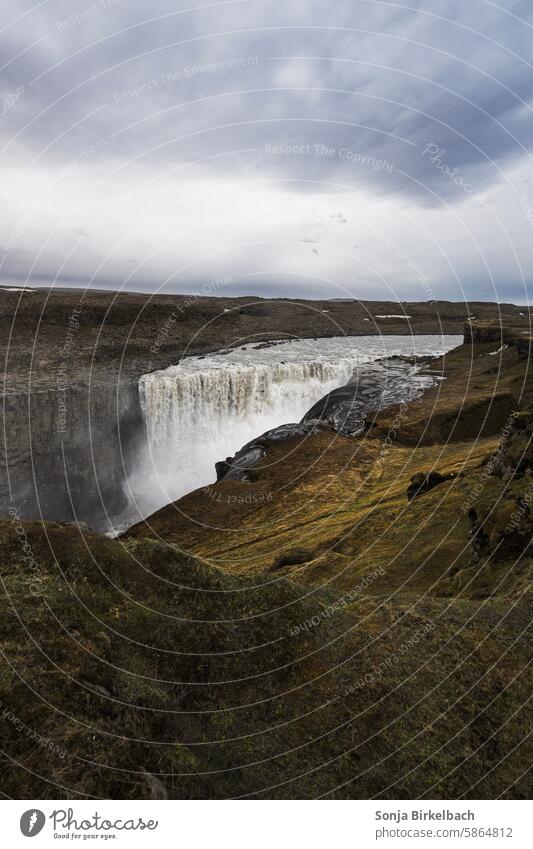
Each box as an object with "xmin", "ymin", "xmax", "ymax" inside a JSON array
[{"xmin": 488, "ymin": 345, "xmax": 508, "ymax": 356}]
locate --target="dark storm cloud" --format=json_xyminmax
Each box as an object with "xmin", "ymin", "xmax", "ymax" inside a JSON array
[
  {"xmin": 0, "ymin": 0, "xmax": 532, "ymax": 297},
  {"xmin": 2, "ymin": 0, "xmax": 532, "ymax": 195}
]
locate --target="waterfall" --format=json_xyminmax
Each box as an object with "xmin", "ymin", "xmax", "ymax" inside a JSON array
[
  {"xmin": 121, "ymin": 335, "xmax": 461, "ymax": 524},
  {"xmin": 136, "ymin": 357, "xmax": 359, "ymax": 511}
]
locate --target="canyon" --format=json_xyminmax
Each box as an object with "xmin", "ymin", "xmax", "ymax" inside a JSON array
[
  {"xmin": 0, "ymin": 291, "xmax": 531, "ymax": 800},
  {"xmin": 0, "ymin": 288, "xmax": 524, "ymax": 528}
]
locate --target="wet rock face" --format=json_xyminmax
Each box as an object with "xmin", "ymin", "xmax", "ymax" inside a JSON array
[
  {"xmin": 301, "ymin": 358, "xmax": 437, "ymax": 437},
  {"xmin": 0, "ymin": 381, "xmax": 145, "ymax": 529},
  {"xmin": 215, "ymin": 420, "xmax": 333, "ymax": 482},
  {"xmin": 216, "ymin": 358, "xmax": 440, "ymax": 482},
  {"xmin": 216, "ymin": 445, "xmax": 266, "ymax": 482},
  {"xmin": 302, "ymin": 385, "xmax": 368, "ymax": 437}
]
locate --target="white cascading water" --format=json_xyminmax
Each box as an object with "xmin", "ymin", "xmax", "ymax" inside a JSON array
[{"xmin": 124, "ymin": 334, "xmax": 461, "ymax": 522}]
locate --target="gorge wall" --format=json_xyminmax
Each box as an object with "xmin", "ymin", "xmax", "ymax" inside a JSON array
[
  {"xmin": 0, "ymin": 334, "xmax": 460, "ymax": 530},
  {"xmin": 0, "ymin": 380, "xmax": 144, "ymax": 528},
  {"xmin": 1, "ymin": 285, "xmax": 527, "ymax": 532}
]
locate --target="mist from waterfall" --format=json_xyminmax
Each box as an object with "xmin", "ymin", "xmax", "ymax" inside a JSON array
[{"xmin": 123, "ymin": 334, "xmax": 461, "ymax": 524}]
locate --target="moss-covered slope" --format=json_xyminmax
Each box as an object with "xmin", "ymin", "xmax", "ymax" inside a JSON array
[{"xmin": 0, "ymin": 521, "xmax": 530, "ymax": 799}]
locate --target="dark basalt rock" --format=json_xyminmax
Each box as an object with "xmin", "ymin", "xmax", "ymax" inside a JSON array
[
  {"xmin": 215, "ymin": 420, "xmax": 333, "ymax": 482},
  {"xmin": 302, "ymin": 359, "xmax": 437, "ymax": 437},
  {"xmin": 237, "ymin": 303, "xmax": 273, "ymax": 318},
  {"xmin": 215, "ymin": 459, "xmax": 232, "ymax": 481},
  {"xmin": 483, "ymin": 410, "xmax": 532, "ymax": 480},
  {"xmin": 407, "ymin": 471, "xmax": 449, "ymax": 501},
  {"xmin": 468, "ymin": 496, "xmax": 532, "ymax": 563},
  {"xmin": 271, "ymin": 548, "xmax": 313, "ymax": 570},
  {"xmin": 221, "ymin": 445, "xmax": 267, "ymax": 481},
  {"xmin": 303, "ymin": 385, "xmax": 368, "ymax": 437},
  {"xmin": 216, "ymin": 359, "xmax": 442, "ymax": 483},
  {"xmin": 0, "ymin": 379, "xmax": 143, "ymax": 529}
]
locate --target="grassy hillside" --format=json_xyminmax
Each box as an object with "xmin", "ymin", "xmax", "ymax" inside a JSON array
[
  {"xmin": 1, "ymin": 520, "xmax": 530, "ymax": 799},
  {"xmin": 1, "ymin": 321, "xmax": 531, "ymax": 799}
]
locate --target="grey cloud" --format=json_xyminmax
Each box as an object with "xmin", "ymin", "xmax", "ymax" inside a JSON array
[
  {"xmin": 2, "ymin": 1, "xmax": 531, "ymax": 189},
  {"xmin": 0, "ymin": 0, "xmax": 532, "ymax": 297}
]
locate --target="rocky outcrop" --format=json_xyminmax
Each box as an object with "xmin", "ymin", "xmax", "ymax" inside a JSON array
[
  {"xmin": 482, "ymin": 410, "xmax": 533, "ymax": 479},
  {"xmin": 464, "ymin": 319, "xmax": 531, "ymax": 357},
  {"xmin": 407, "ymin": 470, "xmax": 458, "ymax": 501},
  {"xmin": 271, "ymin": 547, "xmax": 313, "ymax": 570},
  {"xmin": 215, "ymin": 358, "xmax": 442, "ymax": 482},
  {"xmin": 301, "ymin": 357, "xmax": 437, "ymax": 436},
  {"xmin": 370, "ymin": 324, "xmax": 530, "ymax": 446},
  {"xmin": 463, "ymin": 410, "xmax": 533, "ymax": 565},
  {"xmin": 216, "ymin": 420, "xmax": 333, "ymax": 482}
]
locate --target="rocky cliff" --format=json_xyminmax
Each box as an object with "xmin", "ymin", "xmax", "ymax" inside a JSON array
[{"xmin": 0, "ymin": 380, "xmax": 144, "ymax": 527}]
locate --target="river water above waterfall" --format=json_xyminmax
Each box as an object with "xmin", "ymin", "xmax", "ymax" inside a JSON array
[{"xmin": 112, "ymin": 334, "xmax": 461, "ymax": 531}]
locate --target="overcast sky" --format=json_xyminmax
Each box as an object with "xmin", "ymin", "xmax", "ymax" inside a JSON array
[{"xmin": 0, "ymin": 0, "xmax": 532, "ymax": 302}]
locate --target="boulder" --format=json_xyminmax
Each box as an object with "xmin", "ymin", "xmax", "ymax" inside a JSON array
[
  {"xmin": 271, "ymin": 548, "xmax": 313, "ymax": 570},
  {"xmin": 407, "ymin": 471, "xmax": 448, "ymax": 501}
]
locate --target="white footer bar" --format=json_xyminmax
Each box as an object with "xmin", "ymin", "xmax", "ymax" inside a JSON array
[{"xmin": 3, "ymin": 799, "xmax": 529, "ymax": 848}]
